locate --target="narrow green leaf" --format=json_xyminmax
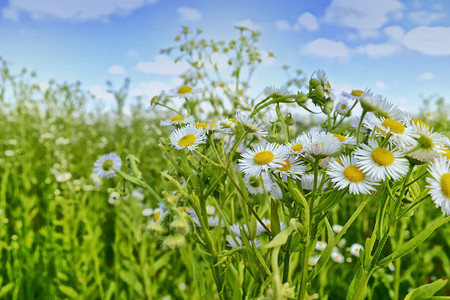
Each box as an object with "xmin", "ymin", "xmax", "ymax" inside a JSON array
[
  {"xmin": 58, "ymin": 285, "xmax": 79, "ymax": 299},
  {"xmin": 0, "ymin": 283, "xmax": 15, "ymax": 298},
  {"xmin": 308, "ymin": 218, "xmax": 334, "ymax": 281},
  {"xmin": 405, "ymin": 279, "xmax": 448, "ymax": 300},
  {"xmin": 263, "ymin": 227, "xmax": 294, "ymax": 249}
]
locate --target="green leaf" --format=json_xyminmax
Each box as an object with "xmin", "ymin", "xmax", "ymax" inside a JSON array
[
  {"xmin": 263, "ymin": 227, "xmax": 294, "ymax": 249},
  {"xmin": 308, "ymin": 218, "xmax": 334, "ymax": 281},
  {"xmin": 0, "ymin": 283, "xmax": 15, "ymax": 298},
  {"xmin": 58, "ymin": 285, "xmax": 79, "ymax": 299},
  {"xmin": 405, "ymin": 279, "xmax": 448, "ymax": 300}
]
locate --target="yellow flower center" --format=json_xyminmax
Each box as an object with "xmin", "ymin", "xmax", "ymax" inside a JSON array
[
  {"xmin": 341, "ymin": 104, "xmax": 347, "ymax": 110},
  {"xmin": 371, "ymin": 147, "xmax": 395, "ymax": 166},
  {"xmin": 267, "ymin": 223, "xmax": 271, "ymax": 229},
  {"xmin": 151, "ymin": 95, "xmax": 158, "ymax": 105},
  {"xmin": 229, "ymin": 118, "xmax": 239, "ymax": 124},
  {"xmin": 410, "ymin": 117, "xmax": 430, "ymax": 129},
  {"xmin": 441, "ymin": 173, "xmax": 450, "ymax": 198},
  {"xmin": 441, "ymin": 149, "xmax": 450, "ymax": 160},
  {"xmin": 253, "ymin": 151, "xmax": 274, "ymax": 165},
  {"xmin": 351, "ymin": 90, "xmax": 364, "ymax": 97},
  {"xmin": 291, "ymin": 143, "xmax": 303, "ymax": 152},
  {"xmin": 417, "ymin": 133, "xmax": 434, "ymax": 149},
  {"xmin": 382, "ymin": 118, "xmax": 405, "ymax": 134},
  {"xmin": 343, "ymin": 165, "xmax": 365, "ymax": 182},
  {"xmin": 326, "ymin": 82, "xmax": 331, "ymax": 89},
  {"xmin": 102, "ymin": 159, "xmax": 113, "ymax": 171},
  {"xmin": 178, "ymin": 134, "xmax": 196, "ymax": 147},
  {"xmin": 177, "ymin": 85, "xmax": 192, "ymax": 94},
  {"xmin": 171, "ymin": 115, "xmax": 184, "ymax": 122},
  {"xmin": 153, "ymin": 211, "xmax": 161, "ymax": 222},
  {"xmin": 333, "ymin": 134, "xmax": 346, "ymax": 142},
  {"xmin": 277, "ymin": 159, "xmax": 292, "ymax": 172}
]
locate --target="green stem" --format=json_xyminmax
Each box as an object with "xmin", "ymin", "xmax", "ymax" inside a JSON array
[{"xmin": 356, "ymin": 110, "xmax": 367, "ymax": 147}]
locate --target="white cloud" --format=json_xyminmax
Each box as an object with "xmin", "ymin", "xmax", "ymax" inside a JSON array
[
  {"xmin": 398, "ymin": 97, "xmax": 408, "ymax": 104},
  {"xmin": 417, "ymin": 72, "xmax": 435, "ymax": 81},
  {"xmin": 261, "ymin": 51, "xmax": 276, "ymax": 66},
  {"xmin": 323, "ymin": 0, "xmax": 404, "ymax": 38},
  {"xmin": 125, "ymin": 49, "xmax": 140, "ymax": 58},
  {"xmin": 408, "ymin": 11, "xmax": 445, "ymax": 25},
  {"xmin": 375, "ymin": 80, "xmax": 389, "ymax": 90},
  {"xmin": 233, "ymin": 19, "xmax": 261, "ymax": 31},
  {"xmin": 177, "ymin": 6, "xmax": 201, "ymax": 22},
  {"xmin": 301, "ymin": 38, "xmax": 352, "ymax": 61},
  {"xmin": 359, "ymin": 42, "xmax": 401, "ymax": 57},
  {"xmin": 2, "ymin": 0, "xmax": 158, "ymax": 21},
  {"xmin": 90, "ymin": 85, "xmax": 114, "ymax": 101},
  {"xmin": 134, "ymin": 55, "xmax": 190, "ymax": 75},
  {"xmin": 383, "ymin": 26, "xmax": 404, "ymax": 39},
  {"xmin": 295, "ymin": 12, "xmax": 319, "ymax": 31},
  {"xmin": 130, "ymin": 81, "xmax": 172, "ymax": 98},
  {"xmin": 276, "ymin": 20, "xmax": 291, "ymax": 31},
  {"xmin": 107, "ymin": 65, "xmax": 126, "ymax": 75},
  {"xmin": 402, "ymin": 26, "xmax": 450, "ymax": 56}
]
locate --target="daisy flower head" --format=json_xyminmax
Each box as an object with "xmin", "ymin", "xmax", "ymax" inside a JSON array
[
  {"xmin": 218, "ymin": 117, "xmax": 239, "ymax": 131},
  {"xmin": 363, "ymin": 114, "xmax": 418, "ymax": 151},
  {"xmin": 332, "ymin": 224, "xmax": 343, "ymax": 233},
  {"xmin": 285, "ymin": 133, "xmax": 311, "ymax": 156},
  {"xmin": 263, "ymin": 86, "xmax": 292, "ymax": 98},
  {"xmin": 426, "ymin": 156, "xmax": 450, "ymax": 216},
  {"xmin": 350, "ymin": 243, "xmax": 364, "ymax": 257},
  {"xmin": 332, "ymin": 133, "xmax": 356, "ymax": 146},
  {"xmin": 341, "ymin": 90, "xmax": 364, "ymax": 101},
  {"xmin": 226, "ymin": 236, "xmax": 262, "ymax": 248},
  {"xmin": 315, "ymin": 69, "xmax": 334, "ymax": 97},
  {"xmin": 308, "ymin": 256, "xmax": 321, "ymax": 266},
  {"xmin": 316, "ymin": 240, "xmax": 327, "ymax": 251},
  {"xmin": 354, "ymin": 140, "xmax": 409, "ymax": 181},
  {"xmin": 238, "ymin": 142, "xmax": 287, "ymax": 176},
  {"xmin": 331, "ymin": 251, "xmax": 345, "ymax": 263},
  {"xmin": 407, "ymin": 123, "xmax": 444, "ymax": 163},
  {"xmin": 235, "ymin": 112, "xmax": 268, "ymax": 139},
  {"xmin": 368, "ymin": 94, "xmax": 403, "ymax": 120},
  {"xmin": 273, "ymin": 155, "xmax": 306, "ymax": 181},
  {"xmin": 145, "ymin": 91, "xmax": 166, "ymax": 113},
  {"xmin": 301, "ymin": 173, "xmax": 329, "ymax": 191},
  {"xmin": 440, "ymin": 135, "xmax": 450, "ymax": 160},
  {"xmin": 327, "ymin": 155, "xmax": 379, "ymax": 194},
  {"xmin": 160, "ymin": 113, "xmax": 195, "ymax": 128},
  {"xmin": 93, "ymin": 152, "xmax": 122, "ymax": 179},
  {"xmin": 166, "ymin": 85, "xmax": 200, "ymax": 98},
  {"xmin": 169, "ymin": 125, "xmax": 207, "ymax": 151},
  {"xmin": 194, "ymin": 121, "xmax": 231, "ymax": 134},
  {"xmin": 245, "ymin": 173, "xmax": 274, "ymax": 195},
  {"xmin": 55, "ymin": 172, "xmax": 72, "ymax": 183},
  {"xmin": 335, "ymin": 99, "xmax": 351, "ymax": 115},
  {"xmin": 229, "ymin": 223, "xmax": 249, "ymax": 238},
  {"xmin": 307, "ymin": 131, "xmax": 342, "ymax": 158}
]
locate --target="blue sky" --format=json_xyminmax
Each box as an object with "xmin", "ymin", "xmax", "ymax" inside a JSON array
[{"xmin": 1, "ymin": 0, "xmax": 450, "ymax": 114}]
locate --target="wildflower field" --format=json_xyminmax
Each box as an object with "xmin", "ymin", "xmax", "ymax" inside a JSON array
[{"xmin": 1, "ymin": 27, "xmax": 449, "ymax": 300}]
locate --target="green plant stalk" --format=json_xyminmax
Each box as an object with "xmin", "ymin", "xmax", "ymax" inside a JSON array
[
  {"xmin": 356, "ymin": 109, "xmax": 367, "ymax": 147},
  {"xmin": 393, "ymin": 218, "xmax": 407, "ymax": 300},
  {"xmin": 275, "ymin": 103, "xmax": 291, "ymax": 143}
]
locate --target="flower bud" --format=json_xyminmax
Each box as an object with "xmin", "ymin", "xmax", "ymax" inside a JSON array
[
  {"xmin": 322, "ymin": 99, "xmax": 334, "ymax": 115},
  {"xmin": 162, "ymin": 234, "xmax": 186, "ymax": 249},
  {"xmin": 309, "ymin": 78, "xmax": 320, "ymax": 91},
  {"xmin": 146, "ymin": 223, "xmax": 166, "ymax": 236},
  {"xmin": 170, "ymin": 217, "xmax": 190, "ymax": 235},
  {"xmin": 295, "ymin": 92, "xmax": 308, "ymax": 105},
  {"xmin": 285, "ymin": 113, "xmax": 295, "ymax": 126}
]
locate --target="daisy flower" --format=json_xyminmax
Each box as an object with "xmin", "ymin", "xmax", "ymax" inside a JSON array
[
  {"xmin": 335, "ymin": 99, "xmax": 351, "ymax": 115},
  {"xmin": 307, "ymin": 131, "xmax": 342, "ymax": 158},
  {"xmin": 238, "ymin": 143, "xmax": 287, "ymax": 176},
  {"xmin": 388, "ymin": 262, "xmax": 395, "ymax": 271},
  {"xmin": 273, "ymin": 156, "xmax": 306, "ymax": 181},
  {"xmin": 255, "ymin": 219, "xmax": 287, "ymax": 236},
  {"xmin": 55, "ymin": 172, "xmax": 72, "ymax": 182},
  {"xmin": 169, "ymin": 125, "xmax": 207, "ymax": 151},
  {"xmin": 315, "ymin": 69, "xmax": 334, "ymax": 98},
  {"xmin": 160, "ymin": 114, "xmax": 195, "ymax": 128},
  {"xmin": 301, "ymin": 173, "xmax": 329, "ymax": 191},
  {"xmin": 354, "ymin": 140, "xmax": 409, "ymax": 181},
  {"xmin": 350, "ymin": 243, "xmax": 364, "ymax": 257},
  {"xmin": 229, "ymin": 224, "xmax": 249, "ymax": 238},
  {"xmin": 341, "ymin": 90, "xmax": 364, "ymax": 101},
  {"xmin": 218, "ymin": 117, "xmax": 238, "ymax": 130},
  {"xmin": 145, "ymin": 91, "xmax": 166, "ymax": 113},
  {"xmin": 332, "ymin": 133, "xmax": 356, "ymax": 145},
  {"xmin": 440, "ymin": 136, "xmax": 450, "ymax": 160},
  {"xmin": 363, "ymin": 114, "xmax": 418, "ymax": 150},
  {"xmin": 245, "ymin": 173, "xmax": 274, "ymax": 195},
  {"xmin": 426, "ymin": 156, "xmax": 450, "ymax": 216},
  {"xmin": 93, "ymin": 152, "xmax": 122, "ymax": 179},
  {"xmin": 226, "ymin": 236, "xmax": 262, "ymax": 248},
  {"xmin": 270, "ymin": 184, "xmax": 283, "ymax": 200},
  {"xmin": 327, "ymin": 155, "xmax": 379, "ymax": 194},
  {"xmin": 151, "ymin": 202, "xmax": 167, "ymax": 223},
  {"xmin": 332, "ymin": 224, "xmax": 343, "ymax": 233},
  {"xmin": 192, "ymin": 216, "xmax": 220, "ymax": 228},
  {"xmin": 331, "ymin": 251, "xmax": 345, "ymax": 263},
  {"xmin": 142, "ymin": 208, "xmax": 154, "ymax": 217},
  {"xmin": 235, "ymin": 112, "xmax": 268, "ymax": 139},
  {"xmin": 407, "ymin": 123, "xmax": 444, "ymax": 163},
  {"xmin": 316, "ymin": 240, "xmax": 327, "ymax": 251},
  {"xmin": 285, "ymin": 133, "xmax": 311, "ymax": 156},
  {"xmin": 308, "ymin": 256, "xmax": 321, "ymax": 266},
  {"xmin": 263, "ymin": 86, "xmax": 292, "ymax": 98},
  {"xmin": 194, "ymin": 121, "xmax": 231, "ymax": 134}
]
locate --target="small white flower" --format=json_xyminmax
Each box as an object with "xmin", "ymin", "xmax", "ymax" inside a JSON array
[
  {"xmin": 388, "ymin": 262, "xmax": 395, "ymax": 271},
  {"xmin": 426, "ymin": 156, "xmax": 450, "ymax": 216},
  {"xmin": 4, "ymin": 150, "xmax": 15, "ymax": 157},
  {"xmin": 93, "ymin": 153, "xmax": 122, "ymax": 179},
  {"xmin": 169, "ymin": 125, "xmax": 207, "ymax": 151},
  {"xmin": 331, "ymin": 251, "xmax": 344, "ymax": 263},
  {"xmin": 341, "ymin": 90, "xmax": 363, "ymax": 101},
  {"xmin": 263, "ymin": 86, "xmax": 292, "ymax": 98},
  {"xmin": 316, "ymin": 241, "xmax": 327, "ymax": 251},
  {"xmin": 245, "ymin": 173, "xmax": 274, "ymax": 195},
  {"xmin": 142, "ymin": 208, "xmax": 154, "ymax": 216},
  {"xmin": 332, "ymin": 225, "xmax": 343, "ymax": 233},
  {"xmin": 235, "ymin": 112, "xmax": 268, "ymax": 139},
  {"xmin": 285, "ymin": 133, "xmax": 311, "ymax": 156},
  {"xmin": 55, "ymin": 137, "xmax": 69, "ymax": 145},
  {"xmin": 131, "ymin": 188, "xmax": 145, "ymax": 201},
  {"xmin": 350, "ymin": 243, "xmax": 364, "ymax": 257},
  {"xmin": 335, "ymin": 99, "xmax": 351, "ymax": 115},
  {"xmin": 55, "ymin": 172, "xmax": 72, "ymax": 183},
  {"xmin": 160, "ymin": 114, "xmax": 195, "ymax": 128},
  {"xmin": 407, "ymin": 123, "xmax": 444, "ymax": 163},
  {"xmin": 307, "ymin": 131, "xmax": 342, "ymax": 158},
  {"xmin": 273, "ymin": 155, "xmax": 306, "ymax": 181},
  {"xmin": 301, "ymin": 173, "xmax": 328, "ymax": 191},
  {"xmin": 308, "ymin": 255, "xmax": 321, "ymax": 266},
  {"xmin": 226, "ymin": 235, "xmax": 262, "ymax": 248},
  {"xmin": 229, "ymin": 224, "xmax": 249, "ymax": 238},
  {"xmin": 238, "ymin": 143, "xmax": 287, "ymax": 176}
]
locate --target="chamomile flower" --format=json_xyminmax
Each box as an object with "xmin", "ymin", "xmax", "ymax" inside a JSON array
[
  {"xmin": 341, "ymin": 90, "xmax": 364, "ymax": 101},
  {"xmin": 332, "ymin": 225, "xmax": 343, "ymax": 233},
  {"xmin": 440, "ymin": 136, "xmax": 450, "ymax": 160},
  {"xmin": 142, "ymin": 208, "xmax": 154, "ymax": 217},
  {"xmin": 194, "ymin": 121, "xmax": 231, "ymax": 134},
  {"xmin": 167, "ymin": 85, "xmax": 199, "ymax": 97},
  {"xmin": 151, "ymin": 202, "xmax": 167, "ymax": 223},
  {"xmin": 308, "ymin": 256, "xmax": 321, "ymax": 266},
  {"xmin": 407, "ymin": 123, "xmax": 444, "ymax": 163},
  {"xmin": 354, "ymin": 140, "xmax": 409, "ymax": 181},
  {"xmin": 226, "ymin": 236, "xmax": 262, "ymax": 248},
  {"xmin": 331, "ymin": 251, "xmax": 345, "ymax": 263},
  {"xmin": 368, "ymin": 94, "xmax": 403, "ymax": 120},
  {"xmin": 192, "ymin": 216, "xmax": 220, "ymax": 228},
  {"xmin": 350, "ymin": 244, "xmax": 364, "ymax": 257},
  {"xmin": 285, "ymin": 133, "xmax": 311, "ymax": 156},
  {"xmin": 426, "ymin": 156, "xmax": 450, "ymax": 216},
  {"xmin": 93, "ymin": 152, "xmax": 122, "ymax": 179},
  {"xmin": 235, "ymin": 112, "xmax": 268, "ymax": 139},
  {"xmin": 301, "ymin": 173, "xmax": 328, "ymax": 191},
  {"xmin": 315, "ymin": 69, "xmax": 334, "ymax": 97},
  {"xmin": 307, "ymin": 131, "xmax": 342, "ymax": 158},
  {"xmin": 263, "ymin": 86, "xmax": 292, "ymax": 98},
  {"xmin": 332, "ymin": 133, "xmax": 356, "ymax": 145},
  {"xmin": 363, "ymin": 114, "xmax": 418, "ymax": 150},
  {"xmin": 316, "ymin": 241, "xmax": 327, "ymax": 251},
  {"xmin": 273, "ymin": 156, "xmax": 306, "ymax": 181},
  {"xmin": 238, "ymin": 143, "xmax": 287, "ymax": 176},
  {"xmin": 218, "ymin": 117, "xmax": 238, "ymax": 130},
  {"xmin": 145, "ymin": 91, "xmax": 166, "ymax": 113},
  {"xmin": 160, "ymin": 114, "xmax": 195, "ymax": 128},
  {"xmin": 55, "ymin": 172, "xmax": 72, "ymax": 182},
  {"xmin": 388, "ymin": 262, "xmax": 395, "ymax": 271},
  {"xmin": 270, "ymin": 183, "xmax": 283, "ymax": 200},
  {"xmin": 229, "ymin": 224, "xmax": 249, "ymax": 238},
  {"xmin": 169, "ymin": 125, "xmax": 207, "ymax": 151},
  {"xmin": 335, "ymin": 99, "xmax": 351, "ymax": 115},
  {"xmin": 245, "ymin": 173, "xmax": 274, "ymax": 195},
  {"xmin": 327, "ymin": 155, "xmax": 379, "ymax": 194}
]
